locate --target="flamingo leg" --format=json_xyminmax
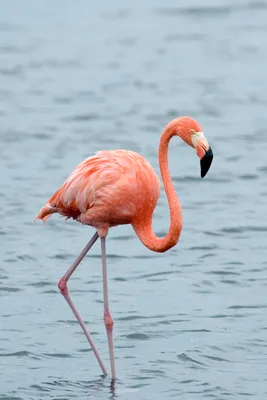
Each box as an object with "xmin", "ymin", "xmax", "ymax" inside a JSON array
[
  {"xmin": 101, "ymin": 237, "xmax": 116, "ymax": 381},
  {"xmin": 57, "ymin": 231, "xmax": 108, "ymax": 377}
]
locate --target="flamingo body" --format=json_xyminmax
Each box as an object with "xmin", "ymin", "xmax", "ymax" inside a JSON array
[{"xmin": 37, "ymin": 150, "xmax": 160, "ymax": 230}]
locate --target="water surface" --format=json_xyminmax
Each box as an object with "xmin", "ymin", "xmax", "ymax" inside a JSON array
[{"xmin": 1, "ymin": 0, "xmax": 267, "ymax": 399}]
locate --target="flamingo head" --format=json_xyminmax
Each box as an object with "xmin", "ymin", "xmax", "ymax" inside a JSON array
[{"xmin": 176, "ymin": 117, "xmax": 214, "ymax": 178}]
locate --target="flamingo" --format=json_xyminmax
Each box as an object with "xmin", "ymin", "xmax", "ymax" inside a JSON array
[{"xmin": 36, "ymin": 116, "xmax": 213, "ymax": 380}]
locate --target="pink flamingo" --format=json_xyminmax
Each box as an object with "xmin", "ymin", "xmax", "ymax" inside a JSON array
[{"xmin": 36, "ymin": 116, "xmax": 213, "ymax": 380}]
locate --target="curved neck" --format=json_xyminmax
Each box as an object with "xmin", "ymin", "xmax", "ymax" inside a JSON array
[{"xmin": 133, "ymin": 123, "xmax": 182, "ymax": 253}]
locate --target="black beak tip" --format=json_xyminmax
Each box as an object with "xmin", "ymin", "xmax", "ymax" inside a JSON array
[{"xmin": 200, "ymin": 147, "xmax": 213, "ymax": 178}]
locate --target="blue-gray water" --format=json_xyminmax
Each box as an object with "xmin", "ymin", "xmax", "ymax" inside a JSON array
[{"xmin": 1, "ymin": 0, "xmax": 267, "ymax": 399}]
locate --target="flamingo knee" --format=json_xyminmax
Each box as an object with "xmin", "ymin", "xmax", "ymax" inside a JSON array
[
  {"xmin": 58, "ymin": 277, "xmax": 68, "ymax": 296},
  {"xmin": 104, "ymin": 310, "xmax": 114, "ymax": 329}
]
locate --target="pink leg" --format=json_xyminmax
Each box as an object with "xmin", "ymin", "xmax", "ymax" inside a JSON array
[
  {"xmin": 58, "ymin": 232, "xmax": 108, "ymax": 377},
  {"xmin": 101, "ymin": 237, "xmax": 116, "ymax": 380}
]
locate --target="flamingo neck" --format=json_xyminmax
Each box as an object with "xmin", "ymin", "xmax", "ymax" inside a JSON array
[{"xmin": 133, "ymin": 122, "xmax": 182, "ymax": 253}]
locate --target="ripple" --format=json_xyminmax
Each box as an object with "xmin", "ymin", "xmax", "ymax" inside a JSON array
[
  {"xmin": 112, "ymin": 277, "xmax": 127, "ymax": 282},
  {"xmin": 29, "ymin": 385, "xmax": 50, "ymax": 393},
  {"xmin": 0, "ymin": 45, "xmax": 20, "ymax": 54},
  {"xmin": 27, "ymin": 281, "xmax": 53, "ymax": 287},
  {"xmin": 203, "ymin": 231, "xmax": 224, "ymax": 237},
  {"xmin": 239, "ymin": 174, "xmax": 258, "ymax": 180},
  {"xmin": 199, "ymin": 252, "xmax": 217, "ymax": 259},
  {"xmin": 247, "ymin": 0, "xmax": 267, "ymax": 10},
  {"xmin": 207, "ymin": 269, "xmax": 240, "ymax": 276},
  {"xmin": 180, "ymin": 379, "xmax": 198, "ymax": 384},
  {"xmin": 221, "ymin": 226, "xmax": 267, "ymax": 234},
  {"xmin": 203, "ymin": 355, "xmax": 229, "ymax": 362},
  {"xmin": 117, "ymin": 315, "xmax": 149, "ymax": 321},
  {"xmin": 258, "ymin": 165, "xmax": 267, "ymax": 172},
  {"xmin": 0, "ymin": 397, "xmax": 24, "ymax": 400},
  {"xmin": 90, "ymin": 254, "xmax": 128, "ymax": 259},
  {"xmin": 131, "ymin": 254, "xmax": 158, "ymax": 259},
  {"xmin": 138, "ymin": 270, "xmax": 177, "ymax": 279},
  {"xmin": 188, "ymin": 245, "xmax": 218, "ymax": 251},
  {"xmin": 50, "ymin": 253, "xmax": 73, "ymax": 260},
  {"xmin": 221, "ymin": 279, "xmax": 242, "ymax": 286},
  {"xmin": 173, "ymin": 175, "xmax": 229, "ymax": 183},
  {"xmin": 0, "ymin": 351, "xmax": 39, "ymax": 359},
  {"xmin": 28, "ymin": 132, "xmax": 51, "ymax": 140},
  {"xmin": 43, "ymin": 289, "xmax": 58, "ymax": 294},
  {"xmin": 77, "ymin": 348, "xmax": 92, "ymax": 353},
  {"xmin": 228, "ymin": 304, "xmax": 267, "ymax": 310},
  {"xmin": 213, "ymin": 313, "xmax": 249, "ymax": 319},
  {"xmin": 111, "ymin": 235, "xmax": 134, "ymax": 241},
  {"xmin": 0, "ymin": 65, "xmax": 23, "ymax": 76},
  {"xmin": 43, "ymin": 352, "xmax": 73, "ymax": 358},
  {"xmin": 140, "ymin": 368, "xmax": 166, "ymax": 377},
  {"xmin": 158, "ymin": 318, "xmax": 190, "ymax": 325},
  {"xmin": 223, "ymin": 261, "xmax": 244, "ymax": 266},
  {"xmin": 124, "ymin": 333, "xmax": 150, "ymax": 340},
  {"xmin": 179, "ymin": 329, "xmax": 211, "ymax": 334},
  {"xmin": 155, "ymin": 5, "xmax": 231, "ymax": 17},
  {"xmin": 57, "ymin": 319, "xmax": 81, "ymax": 325},
  {"xmin": 177, "ymin": 352, "xmax": 206, "ymax": 367},
  {"xmin": 63, "ymin": 113, "xmax": 100, "ymax": 122},
  {"xmin": 0, "ymin": 287, "xmax": 22, "ymax": 292}
]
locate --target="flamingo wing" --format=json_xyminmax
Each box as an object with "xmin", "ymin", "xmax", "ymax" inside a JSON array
[
  {"xmin": 36, "ymin": 151, "xmax": 123, "ymax": 221},
  {"xmin": 36, "ymin": 150, "xmax": 160, "ymax": 227}
]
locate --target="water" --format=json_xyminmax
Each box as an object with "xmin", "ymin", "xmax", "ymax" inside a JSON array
[{"xmin": 1, "ymin": 0, "xmax": 267, "ymax": 398}]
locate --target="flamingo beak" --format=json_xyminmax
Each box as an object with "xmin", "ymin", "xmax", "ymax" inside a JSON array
[
  {"xmin": 200, "ymin": 147, "xmax": 213, "ymax": 178},
  {"xmin": 191, "ymin": 131, "xmax": 214, "ymax": 178}
]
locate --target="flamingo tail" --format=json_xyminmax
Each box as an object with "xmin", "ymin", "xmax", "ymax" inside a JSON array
[{"xmin": 34, "ymin": 203, "xmax": 57, "ymax": 223}]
